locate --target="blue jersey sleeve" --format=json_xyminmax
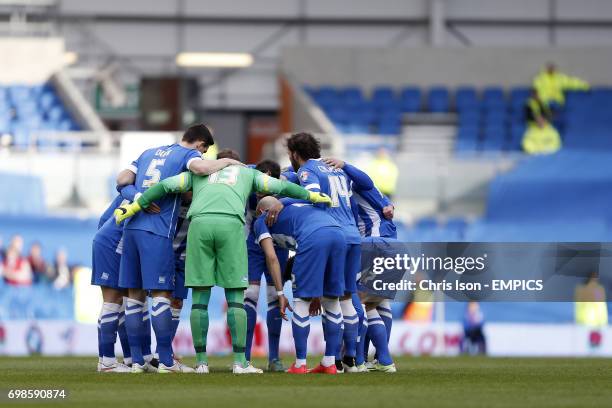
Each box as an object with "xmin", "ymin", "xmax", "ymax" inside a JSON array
[
  {"xmin": 343, "ymin": 163, "xmax": 375, "ymax": 192},
  {"xmin": 253, "ymin": 216, "xmax": 271, "ymax": 245},
  {"xmin": 127, "ymin": 157, "xmax": 139, "ymax": 174},
  {"xmin": 350, "ymin": 195, "xmax": 360, "ymax": 224},
  {"xmin": 119, "ymin": 185, "xmax": 138, "ymax": 201},
  {"xmin": 98, "ymin": 195, "xmax": 124, "ymax": 229},
  {"xmin": 381, "ymin": 194, "xmax": 392, "ymax": 208},
  {"xmin": 297, "ymin": 167, "xmax": 321, "ymax": 192},
  {"xmin": 358, "ymin": 187, "xmax": 387, "ymax": 212},
  {"xmin": 279, "ymin": 197, "xmax": 310, "ymax": 207},
  {"xmin": 281, "ymin": 170, "xmax": 299, "ymax": 185},
  {"xmin": 184, "ymin": 150, "xmax": 202, "ymax": 171}
]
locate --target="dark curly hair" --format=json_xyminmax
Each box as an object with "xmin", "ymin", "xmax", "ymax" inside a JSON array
[{"xmin": 286, "ymin": 132, "xmax": 321, "ymax": 161}]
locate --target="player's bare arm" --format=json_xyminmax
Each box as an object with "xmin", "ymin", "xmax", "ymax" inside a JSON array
[
  {"xmin": 188, "ymin": 158, "xmax": 244, "ymax": 176},
  {"xmin": 322, "ymin": 157, "xmax": 345, "ymax": 169},
  {"xmin": 383, "ymin": 205, "xmax": 395, "ymax": 220},
  {"xmin": 259, "ymin": 237, "xmax": 292, "ymax": 320},
  {"xmin": 265, "ymin": 200, "xmax": 284, "ymax": 226},
  {"xmin": 116, "ymin": 168, "xmax": 136, "ymax": 187}
]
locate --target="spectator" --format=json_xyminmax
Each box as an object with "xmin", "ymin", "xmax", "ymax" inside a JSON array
[
  {"xmin": 0, "ymin": 235, "xmax": 5, "ymax": 259},
  {"xmin": 522, "ymin": 88, "xmax": 561, "ymax": 155},
  {"xmin": 28, "ymin": 242, "xmax": 50, "ymax": 284},
  {"xmin": 0, "ymin": 237, "xmax": 3, "ymax": 282},
  {"xmin": 2, "ymin": 235, "xmax": 32, "ymax": 286},
  {"xmin": 402, "ymin": 272, "xmax": 434, "ymax": 322},
  {"xmin": 52, "ymin": 248, "xmax": 72, "ymax": 289},
  {"xmin": 575, "ymin": 272, "xmax": 607, "ymax": 351},
  {"xmin": 462, "ymin": 301, "xmax": 486, "ymax": 355},
  {"xmin": 533, "ymin": 62, "xmax": 589, "ymax": 109},
  {"xmin": 367, "ymin": 148, "xmax": 398, "ymax": 199}
]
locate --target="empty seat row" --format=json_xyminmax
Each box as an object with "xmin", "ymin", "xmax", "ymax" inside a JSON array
[{"xmin": 0, "ymin": 83, "xmax": 81, "ymax": 148}]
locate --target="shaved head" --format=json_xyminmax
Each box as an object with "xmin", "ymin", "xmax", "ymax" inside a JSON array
[{"xmin": 256, "ymin": 196, "xmax": 280, "ymax": 216}]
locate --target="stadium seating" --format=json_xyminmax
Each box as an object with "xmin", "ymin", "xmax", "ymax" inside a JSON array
[
  {"xmin": 444, "ymin": 301, "xmax": 576, "ymax": 323},
  {"xmin": 306, "ymin": 84, "xmax": 531, "ymax": 152},
  {"xmin": 308, "ymin": 83, "xmax": 612, "ymax": 155},
  {"xmin": 563, "ymin": 88, "xmax": 612, "ymax": 150},
  {"xmin": 0, "ymin": 282, "xmax": 74, "ymax": 319},
  {"xmin": 485, "ymin": 151, "xmax": 612, "ymax": 224},
  {"xmin": 0, "ymin": 83, "xmax": 80, "ymax": 148},
  {"xmin": 0, "ymin": 214, "xmax": 98, "ymax": 266}
]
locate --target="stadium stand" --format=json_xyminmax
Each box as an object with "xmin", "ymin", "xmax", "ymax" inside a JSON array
[
  {"xmin": 308, "ymin": 82, "xmax": 612, "ymax": 158},
  {"xmin": 0, "ymin": 215, "xmax": 97, "ymax": 267},
  {"xmin": 563, "ymin": 88, "xmax": 612, "ymax": 150},
  {"xmin": 399, "ymin": 150, "xmax": 612, "ymax": 243},
  {"xmin": 0, "ymin": 83, "xmax": 81, "ymax": 148},
  {"xmin": 307, "ymin": 85, "xmax": 612, "ymax": 155},
  {"xmin": 0, "ymin": 283, "xmax": 74, "ymax": 319}
]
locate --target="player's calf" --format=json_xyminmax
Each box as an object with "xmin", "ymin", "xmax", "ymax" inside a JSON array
[
  {"xmin": 339, "ymin": 297, "xmax": 360, "ymax": 372},
  {"xmin": 366, "ymin": 308, "xmax": 394, "ymax": 370},
  {"xmin": 309, "ymin": 297, "xmax": 342, "ymax": 375},
  {"xmin": 150, "ymin": 293, "xmax": 176, "ymax": 368},
  {"xmin": 243, "ymin": 283, "xmax": 259, "ymax": 362},
  {"xmin": 265, "ymin": 285, "xmax": 284, "ymax": 370},
  {"xmin": 289, "ymin": 298, "xmax": 311, "ymax": 372},
  {"xmin": 124, "ymin": 296, "xmax": 146, "ymax": 366}
]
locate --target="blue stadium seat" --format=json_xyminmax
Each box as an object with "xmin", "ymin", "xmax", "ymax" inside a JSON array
[
  {"xmin": 0, "ymin": 83, "xmax": 80, "ymax": 146},
  {"xmin": 399, "ymin": 86, "xmax": 421, "ymax": 112},
  {"xmin": 340, "ymin": 86, "xmax": 363, "ymax": 104},
  {"xmin": 455, "ymin": 86, "xmax": 478, "ymax": 111},
  {"xmin": 372, "ymin": 86, "xmax": 395, "ymax": 100},
  {"xmin": 457, "ymin": 124, "xmax": 479, "ymax": 141},
  {"xmin": 455, "ymin": 138, "xmax": 478, "ymax": 152},
  {"xmin": 445, "ymin": 217, "xmax": 468, "ymax": 237},
  {"xmin": 509, "ymin": 86, "xmax": 530, "ymax": 112},
  {"xmin": 427, "ymin": 86, "xmax": 450, "ymax": 112},
  {"xmin": 459, "ymin": 111, "xmax": 480, "ymax": 128},
  {"xmin": 482, "ymin": 86, "xmax": 505, "ymax": 109},
  {"xmin": 415, "ymin": 217, "xmax": 438, "ymax": 230}
]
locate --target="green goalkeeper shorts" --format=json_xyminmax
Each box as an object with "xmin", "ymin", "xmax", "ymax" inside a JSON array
[{"xmin": 185, "ymin": 214, "xmax": 248, "ymax": 289}]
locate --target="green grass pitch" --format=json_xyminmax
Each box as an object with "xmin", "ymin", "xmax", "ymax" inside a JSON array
[{"xmin": 1, "ymin": 356, "xmax": 612, "ymax": 408}]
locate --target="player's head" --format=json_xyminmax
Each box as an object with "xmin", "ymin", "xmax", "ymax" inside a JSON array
[
  {"xmin": 546, "ymin": 62, "xmax": 556, "ymax": 74},
  {"xmin": 255, "ymin": 159, "xmax": 281, "ymax": 178},
  {"xmin": 286, "ymin": 132, "xmax": 321, "ymax": 171},
  {"xmin": 255, "ymin": 159, "xmax": 282, "ymax": 200},
  {"xmin": 182, "ymin": 123, "xmax": 215, "ymax": 154},
  {"xmin": 217, "ymin": 148, "xmax": 241, "ymax": 161},
  {"xmin": 255, "ymin": 195, "xmax": 280, "ymax": 217}
]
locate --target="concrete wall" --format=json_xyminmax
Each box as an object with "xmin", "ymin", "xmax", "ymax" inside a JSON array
[
  {"xmin": 281, "ymin": 46, "xmax": 612, "ymax": 89},
  {"xmin": 0, "ymin": 38, "xmax": 65, "ymax": 84},
  {"xmin": 49, "ymin": 0, "xmax": 612, "ymax": 109}
]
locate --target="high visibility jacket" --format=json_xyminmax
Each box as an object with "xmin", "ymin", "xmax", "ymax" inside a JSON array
[
  {"xmin": 367, "ymin": 156, "xmax": 398, "ymax": 197},
  {"xmin": 522, "ymin": 123, "xmax": 561, "ymax": 155},
  {"xmin": 575, "ymin": 282, "xmax": 608, "ymax": 327},
  {"xmin": 525, "ymin": 97, "xmax": 552, "ymax": 125},
  {"xmin": 533, "ymin": 70, "xmax": 589, "ymax": 105}
]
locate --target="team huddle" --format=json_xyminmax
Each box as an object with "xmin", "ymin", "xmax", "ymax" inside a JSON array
[{"xmin": 92, "ymin": 124, "xmax": 397, "ymax": 374}]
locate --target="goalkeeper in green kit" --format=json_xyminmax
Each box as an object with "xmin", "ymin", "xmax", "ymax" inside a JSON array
[{"xmin": 114, "ymin": 161, "xmax": 332, "ymax": 374}]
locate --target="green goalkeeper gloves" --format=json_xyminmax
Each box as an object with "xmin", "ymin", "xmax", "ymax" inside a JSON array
[
  {"xmin": 308, "ymin": 191, "xmax": 333, "ymax": 206},
  {"xmin": 114, "ymin": 201, "xmax": 142, "ymax": 224}
]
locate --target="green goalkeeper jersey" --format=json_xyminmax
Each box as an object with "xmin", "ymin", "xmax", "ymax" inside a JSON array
[{"xmin": 137, "ymin": 165, "xmax": 310, "ymax": 224}]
